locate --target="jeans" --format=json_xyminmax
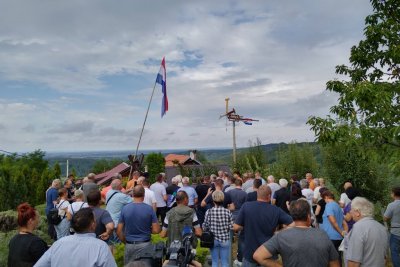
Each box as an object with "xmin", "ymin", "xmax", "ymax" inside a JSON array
[
  {"xmin": 390, "ymin": 233, "xmax": 400, "ymax": 267},
  {"xmin": 211, "ymin": 239, "xmax": 230, "ymax": 267},
  {"xmin": 55, "ymin": 218, "xmax": 70, "ymax": 240}
]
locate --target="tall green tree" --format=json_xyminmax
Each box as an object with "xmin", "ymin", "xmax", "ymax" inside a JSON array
[
  {"xmin": 144, "ymin": 153, "xmax": 165, "ymax": 183},
  {"xmin": 307, "ymin": 0, "xmax": 400, "ymax": 173}
]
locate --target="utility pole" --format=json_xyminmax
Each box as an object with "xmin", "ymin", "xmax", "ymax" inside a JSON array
[{"xmin": 220, "ymin": 98, "xmax": 259, "ymax": 166}]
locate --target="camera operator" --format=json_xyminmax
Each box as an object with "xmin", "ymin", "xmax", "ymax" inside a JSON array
[{"xmin": 160, "ymin": 191, "xmax": 202, "ymax": 266}]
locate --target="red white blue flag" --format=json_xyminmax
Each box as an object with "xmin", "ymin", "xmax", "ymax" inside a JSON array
[{"xmin": 156, "ymin": 57, "xmax": 168, "ymax": 117}]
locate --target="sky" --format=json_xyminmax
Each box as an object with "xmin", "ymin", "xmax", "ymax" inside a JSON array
[{"xmin": 0, "ymin": 0, "xmax": 373, "ymax": 153}]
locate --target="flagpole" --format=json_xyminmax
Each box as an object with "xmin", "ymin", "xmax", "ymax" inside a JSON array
[{"xmin": 135, "ymin": 81, "xmax": 158, "ymax": 158}]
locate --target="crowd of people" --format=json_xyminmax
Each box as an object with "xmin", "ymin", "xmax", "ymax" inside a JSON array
[{"xmin": 6, "ymin": 170, "xmax": 400, "ymax": 267}]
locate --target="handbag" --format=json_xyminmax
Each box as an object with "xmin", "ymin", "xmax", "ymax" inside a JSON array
[{"xmin": 200, "ymin": 209, "xmax": 215, "ymax": 248}]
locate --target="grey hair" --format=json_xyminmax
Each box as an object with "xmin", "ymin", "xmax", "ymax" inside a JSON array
[
  {"xmin": 351, "ymin": 197, "xmax": 374, "ymax": 217},
  {"xmin": 279, "ymin": 179, "xmax": 288, "ymax": 188},
  {"xmin": 300, "ymin": 179, "xmax": 309, "ymax": 189},
  {"xmin": 267, "ymin": 175, "xmax": 275, "ymax": 183},
  {"xmin": 313, "ymin": 178, "xmax": 320, "ymax": 187},
  {"xmin": 182, "ymin": 176, "xmax": 190, "ymax": 184},
  {"xmin": 52, "ymin": 179, "xmax": 61, "ymax": 187}
]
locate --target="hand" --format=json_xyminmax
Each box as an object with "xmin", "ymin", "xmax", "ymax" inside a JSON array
[{"xmin": 99, "ymin": 232, "xmax": 110, "ymax": 240}]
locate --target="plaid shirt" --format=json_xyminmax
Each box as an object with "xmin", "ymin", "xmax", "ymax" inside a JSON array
[{"xmin": 203, "ymin": 206, "xmax": 233, "ymax": 242}]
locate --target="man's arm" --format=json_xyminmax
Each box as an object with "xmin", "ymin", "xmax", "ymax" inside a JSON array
[
  {"xmin": 194, "ymin": 226, "xmax": 202, "ymax": 237},
  {"xmin": 159, "ymin": 229, "xmax": 167, "ymax": 238},
  {"xmin": 328, "ymin": 215, "xmax": 346, "ymax": 237},
  {"xmin": 233, "ymin": 223, "xmax": 243, "ymax": 232},
  {"xmin": 253, "ymin": 245, "xmax": 282, "ymax": 267},
  {"xmin": 329, "ymin": 260, "xmax": 341, "ymax": 267},
  {"xmin": 33, "ymin": 246, "xmax": 52, "ymax": 267},
  {"xmin": 152, "ymin": 222, "xmax": 161, "ymax": 234},
  {"xmin": 99, "ymin": 222, "xmax": 114, "ymax": 241},
  {"xmin": 347, "ymin": 261, "xmax": 361, "ymax": 267},
  {"xmin": 116, "ymin": 223, "xmax": 126, "ymax": 243}
]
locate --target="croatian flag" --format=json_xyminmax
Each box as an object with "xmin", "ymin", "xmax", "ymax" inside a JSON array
[
  {"xmin": 156, "ymin": 57, "xmax": 168, "ymax": 117},
  {"xmin": 243, "ymin": 121, "xmax": 252, "ymax": 125}
]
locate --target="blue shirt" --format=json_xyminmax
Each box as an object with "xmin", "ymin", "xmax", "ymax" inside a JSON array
[
  {"xmin": 119, "ymin": 202, "xmax": 158, "ymax": 242},
  {"xmin": 34, "ymin": 233, "xmax": 116, "ymax": 267},
  {"xmin": 178, "ymin": 186, "xmax": 198, "ymax": 206},
  {"xmin": 321, "ymin": 201, "xmax": 344, "ymax": 240},
  {"xmin": 235, "ymin": 201, "xmax": 293, "ymax": 262},
  {"xmin": 45, "ymin": 188, "xmax": 58, "ymax": 215},
  {"xmin": 105, "ymin": 189, "xmax": 132, "ymax": 227}
]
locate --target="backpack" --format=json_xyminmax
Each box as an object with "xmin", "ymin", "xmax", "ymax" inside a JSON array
[{"xmin": 47, "ymin": 200, "xmax": 66, "ymax": 225}]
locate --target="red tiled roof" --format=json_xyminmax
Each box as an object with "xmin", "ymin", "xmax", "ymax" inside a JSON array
[
  {"xmin": 95, "ymin": 162, "xmax": 131, "ymax": 185},
  {"xmin": 165, "ymin": 154, "xmax": 190, "ymax": 167}
]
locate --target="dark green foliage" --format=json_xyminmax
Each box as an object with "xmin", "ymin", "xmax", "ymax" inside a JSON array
[
  {"xmin": 0, "ymin": 150, "xmax": 50, "ymax": 212},
  {"xmin": 271, "ymin": 143, "xmax": 319, "ymax": 179},
  {"xmin": 321, "ymin": 144, "xmax": 389, "ymax": 203},
  {"xmin": 144, "ymin": 153, "xmax": 165, "ymax": 183},
  {"xmin": 307, "ymin": 0, "xmax": 400, "ymax": 174}
]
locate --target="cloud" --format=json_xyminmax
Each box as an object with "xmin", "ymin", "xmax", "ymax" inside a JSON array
[
  {"xmin": 48, "ymin": 121, "xmax": 95, "ymax": 134},
  {"xmin": 21, "ymin": 124, "xmax": 35, "ymax": 132}
]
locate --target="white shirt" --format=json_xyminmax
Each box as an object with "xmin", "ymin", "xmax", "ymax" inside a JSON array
[
  {"xmin": 67, "ymin": 201, "xmax": 89, "ymax": 215},
  {"xmin": 339, "ymin": 192, "xmax": 351, "ymax": 207},
  {"xmin": 313, "ymin": 186, "xmax": 323, "ymax": 202},
  {"xmin": 302, "ymin": 188, "xmax": 314, "ymax": 208},
  {"xmin": 150, "ymin": 182, "xmax": 167, "ymax": 207},
  {"xmin": 143, "ymin": 187, "xmax": 157, "ymax": 207}
]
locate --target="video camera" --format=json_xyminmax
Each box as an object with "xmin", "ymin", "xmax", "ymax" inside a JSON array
[{"xmin": 164, "ymin": 226, "xmax": 196, "ymax": 267}]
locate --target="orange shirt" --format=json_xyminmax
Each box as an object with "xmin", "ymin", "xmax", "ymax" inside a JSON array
[{"xmin": 309, "ymin": 179, "xmax": 315, "ymax": 191}]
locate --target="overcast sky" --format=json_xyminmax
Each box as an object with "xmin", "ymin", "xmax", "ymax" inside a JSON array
[{"xmin": 0, "ymin": 0, "xmax": 373, "ymax": 153}]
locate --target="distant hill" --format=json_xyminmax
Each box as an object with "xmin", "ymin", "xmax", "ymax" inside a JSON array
[{"xmin": 46, "ymin": 142, "xmax": 317, "ymax": 177}]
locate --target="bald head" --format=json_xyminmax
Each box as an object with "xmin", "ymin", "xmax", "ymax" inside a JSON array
[
  {"xmin": 87, "ymin": 173, "xmax": 96, "ymax": 181},
  {"xmin": 257, "ymin": 184, "xmax": 272, "ymax": 201},
  {"xmin": 133, "ymin": 185, "xmax": 145, "ymax": 198},
  {"xmin": 111, "ymin": 179, "xmax": 122, "ymax": 190},
  {"xmin": 344, "ymin": 182, "xmax": 352, "ymax": 190}
]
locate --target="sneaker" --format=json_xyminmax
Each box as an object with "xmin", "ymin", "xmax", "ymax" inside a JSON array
[{"xmin": 234, "ymin": 259, "xmax": 242, "ymax": 266}]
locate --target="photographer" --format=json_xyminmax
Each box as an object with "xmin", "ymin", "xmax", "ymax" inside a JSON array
[{"xmin": 160, "ymin": 191, "xmax": 202, "ymax": 266}]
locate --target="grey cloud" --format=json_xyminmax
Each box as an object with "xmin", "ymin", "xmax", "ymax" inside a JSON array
[
  {"xmin": 48, "ymin": 120, "xmax": 94, "ymax": 134},
  {"xmin": 21, "ymin": 124, "xmax": 35, "ymax": 132},
  {"xmin": 0, "ymin": 123, "xmax": 6, "ymax": 131}
]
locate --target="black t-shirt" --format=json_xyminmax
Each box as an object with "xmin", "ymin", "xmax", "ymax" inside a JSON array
[
  {"xmin": 195, "ymin": 184, "xmax": 210, "ymax": 204},
  {"xmin": 274, "ymin": 188, "xmax": 291, "ymax": 214},
  {"xmin": 246, "ymin": 191, "xmax": 257, "ymax": 202},
  {"xmin": 316, "ymin": 199, "xmax": 326, "ymax": 223},
  {"xmin": 166, "ymin": 184, "xmax": 180, "ymax": 195},
  {"xmin": 205, "ymin": 191, "xmax": 232, "ymax": 208},
  {"xmin": 8, "ymin": 233, "xmax": 48, "ymax": 267}
]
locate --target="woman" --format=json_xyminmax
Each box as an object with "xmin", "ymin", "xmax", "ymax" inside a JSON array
[
  {"xmin": 315, "ymin": 187, "xmax": 328, "ymax": 227},
  {"xmin": 203, "ymin": 191, "xmax": 233, "ymax": 267},
  {"xmin": 54, "ymin": 188, "xmax": 70, "ymax": 239},
  {"xmin": 320, "ymin": 190, "xmax": 348, "ymax": 266},
  {"xmin": 343, "ymin": 187, "xmax": 359, "ymax": 232},
  {"xmin": 8, "ymin": 202, "xmax": 48, "ymax": 267},
  {"xmin": 66, "ymin": 189, "xmax": 88, "ymax": 221}
]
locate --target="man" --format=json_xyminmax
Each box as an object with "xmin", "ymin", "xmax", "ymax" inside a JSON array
[
  {"xmin": 166, "ymin": 176, "xmax": 180, "ymax": 210},
  {"xmin": 105, "ymin": 179, "xmax": 132, "ymax": 251},
  {"xmin": 300, "ymin": 179, "xmax": 314, "ymax": 208},
  {"xmin": 233, "ymin": 185, "xmax": 293, "ymax": 266},
  {"xmin": 272, "ymin": 178, "xmax": 291, "ymax": 214},
  {"xmin": 339, "ymin": 182, "xmax": 353, "ymax": 208},
  {"xmin": 253, "ymin": 199, "xmax": 340, "ymax": 267},
  {"xmin": 87, "ymin": 190, "xmax": 114, "ymax": 243},
  {"xmin": 242, "ymin": 172, "xmax": 254, "ymax": 193},
  {"xmin": 35, "ymin": 208, "xmax": 117, "ymax": 267},
  {"xmin": 140, "ymin": 178, "xmax": 157, "ymax": 211},
  {"xmin": 202, "ymin": 178, "xmax": 232, "ymax": 209},
  {"xmin": 347, "ymin": 197, "xmax": 388, "ymax": 267},
  {"xmin": 384, "ymin": 186, "xmax": 400, "ymax": 267},
  {"xmin": 160, "ymin": 173, "xmax": 168, "ymax": 188},
  {"xmin": 266, "ymin": 175, "xmax": 281, "ymax": 201},
  {"xmin": 195, "ymin": 176, "xmax": 211, "ymax": 225},
  {"xmin": 126, "ymin": 171, "xmax": 140, "ymax": 191},
  {"xmin": 223, "ymin": 174, "xmax": 235, "ymax": 192},
  {"xmin": 228, "ymin": 179, "xmax": 247, "ymax": 220},
  {"xmin": 82, "ymin": 173, "xmax": 99, "ymax": 202},
  {"xmin": 101, "ymin": 173, "xmax": 122, "ymax": 201},
  {"xmin": 305, "ymin": 173, "xmax": 315, "ymax": 191},
  {"xmin": 247, "ymin": 178, "xmax": 262, "ymax": 202},
  {"xmin": 45, "ymin": 179, "xmax": 61, "ymax": 240},
  {"xmin": 313, "ymin": 178, "xmax": 326, "ymax": 204},
  {"xmin": 255, "ymin": 171, "xmax": 266, "ymax": 185},
  {"xmin": 150, "ymin": 174, "xmax": 168, "ymax": 223},
  {"xmin": 177, "ymin": 177, "xmax": 198, "ymax": 208},
  {"xmin": 64, "ymin": 179, "xmax": 74, "ymax": 203},
  {"xmin": 160, "ymin": 191, "xmax": 202, "ymax": 246},
  {"xmin": 117, "ymin": 185, "xmax": 160, "ymax": 265}
]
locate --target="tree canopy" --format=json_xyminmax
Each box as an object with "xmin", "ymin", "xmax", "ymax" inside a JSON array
[{"xmin": 307, "ymin": 0, "xmax": 400, "ymax": 172}]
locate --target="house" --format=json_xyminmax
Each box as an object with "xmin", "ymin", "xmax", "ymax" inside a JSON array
[
  {"xmin": 164, "ymin": 151, "xmax": 202, "ymax": 167},
  {"xmin": 95, "ymin": 162, "xmax": 131, "ymax": 186}
]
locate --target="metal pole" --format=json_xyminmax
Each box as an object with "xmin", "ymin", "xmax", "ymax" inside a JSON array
[
  {"xmin": 135, "ymin": 81, "xmax": 157, "ymax": 157},
  {"xmin": 66, "ymin": 160, "xmax": 69, "ymax": 178},
  {"xmin": 233, "ymin": 121, "xmax": 237, "ymax": 164}
]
